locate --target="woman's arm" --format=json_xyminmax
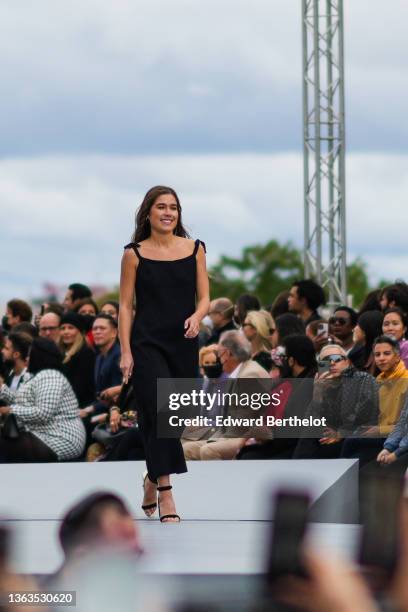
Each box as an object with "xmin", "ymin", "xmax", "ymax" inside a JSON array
[
  {"xmin": 118, "ymin": 248, "xmax": 138, "ymax": 381},
  {"xmin": 11, "ymin": 373, "xmax": 64, "ymax": 425},
  {"xmin": 184, "ymin": 243, "xmax": 210, "ymax": 338},
  {"xmin": 0, "ymin": 384, "xmax": 17, "ymax": 404}
]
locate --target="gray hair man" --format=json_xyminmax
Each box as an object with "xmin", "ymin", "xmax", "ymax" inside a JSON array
[{"xmin": 183, "ymin": 330, "xmax": 270, "ymax": 461}]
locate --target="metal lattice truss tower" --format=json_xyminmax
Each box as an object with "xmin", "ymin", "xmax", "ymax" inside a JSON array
[{"xmin": 302, "ymin": 0, "xmax": 347, "ymax": 307}]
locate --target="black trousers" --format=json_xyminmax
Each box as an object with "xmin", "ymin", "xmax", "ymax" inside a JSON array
[
  {"xmin": 293, "ymin": 437, "xmax": 344, "ymax": 459},
  {"xmin": 341, "ymin": 437, "xmax": 384, "ymax": 468},
  {"xmin": 132, "ymin": 348, "xmax": 187, "ymax": 481},
  {"xmin": 237, "ymin": 439, "xmax": 298, "ymax": 460},
  {"xmin": 0, "ymin": 432, "xmax": 58, "ymax": 463},
  {"xmin": 101, "ymin": 428, "xmax": 146, "ymax": 461}
]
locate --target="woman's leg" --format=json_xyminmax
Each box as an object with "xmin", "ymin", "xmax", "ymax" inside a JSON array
[
  {"xmin": 157, "ymin": 474, "xmax": 180, "ymax": 522},
  {"xmin": 133, "ymin": 350, "xmax": 187, "ymax": 481}
]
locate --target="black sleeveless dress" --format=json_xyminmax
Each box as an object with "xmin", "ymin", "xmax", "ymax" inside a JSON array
[{"xmin": 124, "ymin": 238, "xmax": 205, "ymax": 481}]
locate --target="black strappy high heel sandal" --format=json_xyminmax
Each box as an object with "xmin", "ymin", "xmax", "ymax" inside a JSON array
[
  {"xmin": 157, "ymin": 484, "xmax": 181, "ymax": 523},
  {"xmin": 141, "ymin": 471, "xmax": 157, "ymax": 517}
]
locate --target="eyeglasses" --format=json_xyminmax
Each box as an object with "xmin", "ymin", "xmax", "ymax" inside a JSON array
[
  {"xmin": 39, "ymin": 326, "xmax": 59, "ymax": 332},
  {"xmin": 329, "ymin": 316, "xmax": 349, "ymax": 326},
  {"xmin": 318, "ymin": 355, "xmax": 347, "ymax": 366}
]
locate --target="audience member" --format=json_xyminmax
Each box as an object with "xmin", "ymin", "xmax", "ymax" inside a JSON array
[
  {"xmin": 44, "ymin": 302, "xmax": 65, "ymax": 317},
  {"xmin": 6, "ymin": 299, "xmax": 33, "ymax": 329},
  {"xmin": 376, "ymin": 394, "xmax": 408, "ymax": 474},
  {"xmin": 274, "ymin": 313, "xmax": 306, "ymax": 346},
  {"xmin": 0, "ymin": 525, "xmax": 40, "ymax": 611},
  {"xmin": 59, "ymin": 312, "xmax": 96, "ymax": 408},
  {"xmin": 288, "ymin": 279, "xmax": 325, "ymax": 325},
  {"xmin": 306, "ymin": 319, "xmax": 327, "ymax": 347},
  {"xmin": 47, "ymin": 492, "xmax": 142, "ymax": 586},
  {"xmin": 270, "ymin": 290, "xmax": 290, "ymax": 319},
  {"xmin": 382, "ymin": 307, "xmax": 408, "ymax": 368},
  {"xmin": 349, "ymin": 310, "xmax": 383, "ymax": 375},
  {"xmin": 238, "ymin": 335, "xmax": 317, "ymax": 460},
  {"xmin": 205, "ymin": 298, "xmax": 236, "ymax": 345},
  {"xmin": 329, "ymin": 306, "xmax": 358, "ymax": 352},
  {"xmin": 233, "ymin": 293, "xmax": 260, "ymax": 327},
  {"xmin": 182, "ymin": 344, "xmax": 228, "ymax": 458},
  {"xmin": 1, "ymin": 332, "xmax": 32, "ymax": 390},
  {"xmin": 0, "ymin": 337, "xmax": 86, "ymax": 462},
  {"xmin": 242, "ymin": 310, "xmax": 274, "ymax": 372},
  {"xmin": 380, "ymin": 281, "xmax": 408, "ymax": 313},
  {"xmin": 63, "ymin": 283, "xmax": 92, "ymax": 312},
  {"xmin": 342, "ymin": 335, "xmax": 408, "ymax": 467},
  {"xmin": 100, "ymin": 301, "xmax": 119, "ymax": 321},
  {"xmin": 358, "ymin": 289, "xmax": 382, "ymax": 315},
  {"xmin": 294, "ymin": 344, "xmax": 378, "ymax": 459},
  {"xmin": 74, "ymin": 298, "xmax": 99, "ymax": 317},
  {"xmin": 198, "ymin": 330, "xmax": 269, "ymax": 460},
  {"xmin": 39, "ymin": 311, "xmax": 62, "ymax": 344},
  {"xmin": 80, "ymin": 314, "xmax": 122, "ymax": 422},
  {"xmin": 12, "ymin": 322, "xmax": 38, "ymax": 338}
]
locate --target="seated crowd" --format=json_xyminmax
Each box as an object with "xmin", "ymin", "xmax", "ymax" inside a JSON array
[{"xmin": 2, "ymin": 279, "xmax": 408, "ymax": 475}]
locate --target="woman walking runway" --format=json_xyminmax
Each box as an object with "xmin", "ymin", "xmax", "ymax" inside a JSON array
[{"xmin": 119, "ymin": 186, "xmax": 209, "ymax": 522}]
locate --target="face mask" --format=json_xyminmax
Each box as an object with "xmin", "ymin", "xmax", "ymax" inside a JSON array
[{"xmin": 203, "ymin": 362, "xmax": 223, "ymax": 379}]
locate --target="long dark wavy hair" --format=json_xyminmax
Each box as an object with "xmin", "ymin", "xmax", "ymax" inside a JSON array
[{"xmin": 131, "ymin": 186, "xmax": 190, "ymax": 243}]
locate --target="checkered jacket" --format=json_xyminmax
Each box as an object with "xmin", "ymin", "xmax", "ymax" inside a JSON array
[{"xmin": 0, "ymin": 369, "xmax": 86, "ymax": 460}]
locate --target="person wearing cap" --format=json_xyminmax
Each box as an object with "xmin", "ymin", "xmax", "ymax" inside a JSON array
[
  {"xmin": 0, "ymin": 337, "xmax": 86, "ymax": 462},
  {"xmin": 59, "ymin": 312, "xmax": 96, "ymax": 409}
]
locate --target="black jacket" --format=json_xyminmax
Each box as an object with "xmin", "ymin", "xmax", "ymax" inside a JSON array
[
  {"xmin": 205, "ymin": 320, "xmax": 236, "ymax": 346},
  {"xmin": 63, "ymin": 343, "xmax": 96, "ymax": 408}
]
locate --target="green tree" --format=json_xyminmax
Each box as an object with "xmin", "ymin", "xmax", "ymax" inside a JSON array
[
  {"xmin": 209, "ymin": 240, "xmax": 303, "ymax": 306},
  {"xmin": 346, "ymin": 258, "xmax": 370, "ymax": 309},
  {"xmin": 209, "ymin": 240, "xmax": 387, "ymax": 310}
]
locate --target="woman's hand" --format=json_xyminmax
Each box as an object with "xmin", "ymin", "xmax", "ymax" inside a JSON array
[
  {"xmin": 109, "ymin": 408, "xmax": 121, "ymax": 433},
  {"xmin": 0, "ymin": 406, "xmax": 11, "ymax": 415},
  {"xmin": 184, "ymin": 313, "xmax": 201, "ymax": 338},
  {"xmin": 120, "ymin": 352, "xmax": 134, "ymax": 384}
]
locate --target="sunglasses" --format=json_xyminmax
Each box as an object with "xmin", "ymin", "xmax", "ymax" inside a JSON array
[
  {"xmin": 329, "ymin": 316, "xmax": 349, "ymax": 326},
  {"xmin": 318, "ymin": 355, "xmax": 347, "ymax": 366}
]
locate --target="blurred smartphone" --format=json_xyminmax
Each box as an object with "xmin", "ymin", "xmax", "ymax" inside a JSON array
[
  {"xmin": 316, "ymin": 322, "xmax": 328, "ymax": 336},
  {"xmin": 317, "ymin": 361, "xmax": 330, "ymax": 376},
  {"xmin": 265, "ymin": 490, "xmax": 310, "ymax": 583},
  {"xmin": 0, "ymin": 525, "xmax": 10, "ymax": 567},
  {"xmin": 359, "ymin": 471, "xmax": 404, "ymax": 589}
]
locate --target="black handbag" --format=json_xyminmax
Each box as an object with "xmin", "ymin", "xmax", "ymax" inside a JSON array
[
  {"xmin": 92, "ymin": 382, "xmax": 137, "ymax": 447},
  {"xmin": 1, "ymin": 413, "xmax": 21, "ymax": 439}
]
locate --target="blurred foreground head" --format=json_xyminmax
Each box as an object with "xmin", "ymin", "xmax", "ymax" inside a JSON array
[{"xmin": 59, "ymin": 492, "xmax": 142, "ymax": 560}]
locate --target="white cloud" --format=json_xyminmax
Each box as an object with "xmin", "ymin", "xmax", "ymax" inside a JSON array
[
  {"xmin": 0, "ymin": 1, "xmax": 406, "ymax": 154},
  {"xmin": 1, "ymin": 152, "xmax": 407, "ymax": 308}
]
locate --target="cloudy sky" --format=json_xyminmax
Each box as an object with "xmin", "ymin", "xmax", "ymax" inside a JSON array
[{"xmin": 1, "ymin": 0, "xmax": 407, "ymax": 306}]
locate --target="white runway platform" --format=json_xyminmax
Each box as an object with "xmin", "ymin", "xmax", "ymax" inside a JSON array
[{"xmin": 1, "ymin": 459, "xmax": 360, "ymax": 575}]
